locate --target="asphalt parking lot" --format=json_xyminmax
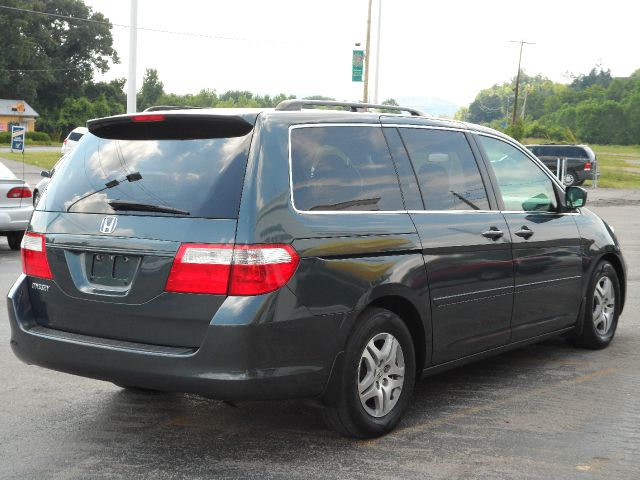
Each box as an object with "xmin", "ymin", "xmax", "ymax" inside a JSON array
[{"xmin": 0, "ymin": 180, "xmax": 638, "ymax": 479}]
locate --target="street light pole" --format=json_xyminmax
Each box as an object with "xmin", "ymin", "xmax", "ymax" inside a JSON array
[
  {"xmin": 362, "ymin": 0, "xmax": 373, "ymax": 103},
  {"xmin": 372, "ymin": 0, "xmax": 382, "ymax": 104},
  {"xmin": 127, "ymin": 0, "xmax": 138, "ymax": 114},
  {"xmin": 510, "ymin": 39, "xmax": 534, "ymax": 126}
]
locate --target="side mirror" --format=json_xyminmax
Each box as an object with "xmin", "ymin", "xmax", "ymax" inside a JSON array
[
  {"xmin": 40, "ymin": 170, "xmax": 51, "ymax": 178},
  {"xmin": 566, "ymin": 186, "xmax": 587, "ymax": 209}
]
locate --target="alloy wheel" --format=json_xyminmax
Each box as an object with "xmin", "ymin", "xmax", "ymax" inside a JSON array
[
  {"xmin": 592, "ymin": 276, "xmax": 615, "ymax": 336},
  {"xmin": 357, "ymin": 332, "xmax": 405, "ymax": 418}
]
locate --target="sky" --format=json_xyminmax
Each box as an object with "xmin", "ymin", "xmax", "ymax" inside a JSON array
[{"xmin": 83, "ymin": 0, "xmax": 639, "ymax": 108}]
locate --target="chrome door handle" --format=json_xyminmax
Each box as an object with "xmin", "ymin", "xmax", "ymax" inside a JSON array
[
  {"xmin": 515, "ymin": 226, "xmax": 534, "ymax": 239},
  {"xmin": 482, "ymin": 227, "xmax": 504, "ymax": 240}
]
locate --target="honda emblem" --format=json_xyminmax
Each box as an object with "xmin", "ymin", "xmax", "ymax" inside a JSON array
[{"xmin": 100, "ymin": 216, "xmax": 118, "ymax": 234}]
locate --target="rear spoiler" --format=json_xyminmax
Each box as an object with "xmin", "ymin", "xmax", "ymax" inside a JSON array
[{"xmin": 87, "ymin": 113, "xmax": 254, "ymax": 140}]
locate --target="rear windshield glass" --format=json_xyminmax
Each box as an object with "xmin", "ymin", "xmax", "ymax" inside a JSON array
[
  {"xmin": 39, "ymin": 132, "xmax": 252, "ymax": 218},
  {"xmin": 68, "ymin": 132, "xmax": 84, "ymax": 142},
  {"xmin": 535, "ymin": 146, "xmax": 589, "ymax": 159}
]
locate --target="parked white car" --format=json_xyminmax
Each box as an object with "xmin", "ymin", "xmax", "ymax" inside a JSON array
[
  {"xmin": 0, "ymin": 161, "xmax": 33, "ymax": 250},
  {"xmin": 60, "ymin": 126, "xmax": 88, "ymax": 156}
]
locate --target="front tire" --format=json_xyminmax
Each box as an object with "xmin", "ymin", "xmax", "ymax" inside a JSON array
[
  {"xmin": 324, "ymin": 307, "xmax": 416, "ymax": 438},
  {"xmin": 7, "ymin": 231, "xmax": 23, "ymax": 251},
  {"xmin": 569, "ymin": 261, "xmax": 620, "ymax": 349}
]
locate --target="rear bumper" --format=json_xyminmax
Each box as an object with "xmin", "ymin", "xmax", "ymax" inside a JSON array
[
  {"xmin": 7, "ymin": 275, "xmax": 344, "ymax": 401},
  {"xmin": 0, "ymin": 205, "xmax": 32, "ymax": 232}
]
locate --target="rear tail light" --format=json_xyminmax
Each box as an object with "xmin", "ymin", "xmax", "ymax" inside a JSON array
[
  {"xmin": 21, "ymin": 232, "xmax": 53, "ymax": 279},
  {"xmin": 7, "ymin": 186, "xmax": 32, "ymax": 198},
  {"xmin": 584, "ymin": 162, "xmax": 591, "ymax": 171},
  {"xmin": 165, "ymin": 244, "xmax": 299, "ymax": 296}
]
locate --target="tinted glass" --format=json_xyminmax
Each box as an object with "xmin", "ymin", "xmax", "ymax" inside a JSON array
[
  {"xmin": 41, "ymin": 132, "xmax": 252, "ymax": 218},
  {"xmin": 290, "ymin": 126, "xmax": 404, "ymax": 211},
  {"xmin": 399, "ymin": 128, "xmax": 489, "ymax": 211},
  {"xmin": 68, "ymin": 132, "xmax": 84, "ymax": 142},
  {"xmin": 478, "ymin": 136, "xmax": 558, "ymax": 212},
  {"xmin": 535, "ymin": 145, "xmax": 589, "ymax": 159}
]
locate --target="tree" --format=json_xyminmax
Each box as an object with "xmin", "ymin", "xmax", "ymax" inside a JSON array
[
  {"xmin": 0, "ymin": 0, "xmax": 118, "ymax": 111},
  {"xmin": 137, "ymin": 68, "xmax": 165, "ymax": 110}
]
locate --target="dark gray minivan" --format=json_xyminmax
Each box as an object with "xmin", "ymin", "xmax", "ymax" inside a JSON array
[{"xmin": 8, "ymin": 100, "xmax": 626, "ymax": 438}]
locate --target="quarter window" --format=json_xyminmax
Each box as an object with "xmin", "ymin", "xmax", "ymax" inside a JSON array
[
  {"xmin": 399, "ymin": 128, "xmax": 490, "ymax": 211},
  {"xmin": 290, "ymin": 126, "xmax": 404, "ymax": 211},
  {"xmin": 477, "ymin": 136, "xmax": 558, "ymax": 212}
]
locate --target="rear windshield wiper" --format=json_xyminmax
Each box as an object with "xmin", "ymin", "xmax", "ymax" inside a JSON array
[
  {"xmin": 107, "ymin": 200, "xmax": 191, "ymax": 216},
  {"xmin": 66, "ymin": 172, "xmax": 142, "ymax": 212}
]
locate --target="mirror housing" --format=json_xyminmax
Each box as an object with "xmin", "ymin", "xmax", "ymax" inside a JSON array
[
  {"xmin": 566, "ymin": 186, "xmax": 587, "ymax": 209},
  {"xmin": 40, "ymin": 170, "xmax": 51, "ymax": 178}
]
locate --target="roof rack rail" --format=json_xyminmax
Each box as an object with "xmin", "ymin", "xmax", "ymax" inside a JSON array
[
  {"xmin": 143, "ymin": 105, "xmax": 204, "ymax": 112},
  {"xmin": 275, "ymin": 99, "xmax": 424, "ymax": 116}
]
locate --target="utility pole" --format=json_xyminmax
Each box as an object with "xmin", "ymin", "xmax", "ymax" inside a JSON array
[
  {"xmin": 363, "ymin": 0, "xmax": 373, "ymax": 103},
  {"xmin": 510, "ymin": 39, "xmax": 534, "ymax": 126},
  {"xmin": 372, "ymin": 0, "xmax": 382, "ymax": 104},
  {"xmin": 127, "ymin": 0, "xmax": 138, "ymax": 114}
]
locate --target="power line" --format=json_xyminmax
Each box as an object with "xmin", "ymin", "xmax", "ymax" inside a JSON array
[
  {"xmin": 1, "ymin": 67, "xmax": 82, "ymax": 72},
  {"xmin": 0, "ymin": 4, "xmax": 294, "ymax": 44}
]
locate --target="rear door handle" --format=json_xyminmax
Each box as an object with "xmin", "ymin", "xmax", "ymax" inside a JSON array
[
  {"xmin": 482, "ymin": 227, "xmax": 504, "ymax": 240},
  {"xmin": 514, "ymin": 226, "xmax": 534, "ymax": 239}
]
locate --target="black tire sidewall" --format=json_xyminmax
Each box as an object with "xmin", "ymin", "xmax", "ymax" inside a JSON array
[
  {"xmin": 584, "ymin": 261, "xmax": 620, "ymax": 346},
  {"xmin": 7, "ymin": 231, "xmax": 23, "ymax": 251},
  {"xmin": 341, "ymin": 308, "xmax": 416, "ymax": 437}
]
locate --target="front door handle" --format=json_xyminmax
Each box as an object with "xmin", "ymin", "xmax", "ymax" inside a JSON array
[
  {"xmin": 482, "ymin": 227, "xmax": 504, "ymax": 240},
  {"xmin": 515, "ymin": 226, "xmax": 534, "ymax": 239}
]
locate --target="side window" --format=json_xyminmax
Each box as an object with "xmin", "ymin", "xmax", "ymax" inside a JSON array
[
  {"xmin": 399, "ymin": 128, "xmax": 490, "ymax": 211},
  {"xmin": 477, "ymin": 135, "xmax": 558, "ymax": 212},
  {"xmin": 290, "ymin": 126, "xmax": 404, "ymax": 212}
]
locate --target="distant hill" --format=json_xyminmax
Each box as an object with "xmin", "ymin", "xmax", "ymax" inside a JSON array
[{"xmin": 396, "ymin": 96, "xmax": 460, "ymax": 118}]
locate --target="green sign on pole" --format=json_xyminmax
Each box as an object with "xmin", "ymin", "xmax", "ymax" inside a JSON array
[{"xmin": 352, "ymin": 50, "xmax": 364, "ymax": 82}]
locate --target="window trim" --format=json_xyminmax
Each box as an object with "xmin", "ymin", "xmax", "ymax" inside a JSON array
[
  {"xmin": 287, "ymin": 123, "xmax": 407, "ymax": 215},
  {"xmin": 286, "ymin": 124, "xmax": 577, "ymax": 216}
]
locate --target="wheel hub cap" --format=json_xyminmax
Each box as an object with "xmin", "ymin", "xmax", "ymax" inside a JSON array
[
  {"xmin": 357, "ymin": 332, "xmax": 405, "ymax": 418},
  {"xmin": 593, "ymin": 276, "xmax": 615, "ymax": 336}
]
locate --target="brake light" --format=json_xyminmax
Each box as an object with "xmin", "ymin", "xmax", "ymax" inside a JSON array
[
  {"xmin": 131, "ymin": 114, "xmax": 165, "ymax": 122},
  {"xmin": 165, "ymin": 244, "xmax": 299, "ymax": 296},
  {"xmin": 584, "ymin": 162, "xmax": 591, "ymax": 171},
  {"xmin": 21, "ymin": 232, "xmax": 53, "ymax": 279},
  {"xmin": 7, "ymin": 186, "xmax": 32, "ymax": 198}
]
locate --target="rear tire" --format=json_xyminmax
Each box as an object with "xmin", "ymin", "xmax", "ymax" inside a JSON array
[
  {"xmin": 323, "ymin": 307, "xmax": 416, "ymax": 438},
  {"xmin": 7, "ymin": 231, "xmax": 23, "ymax": 251},
  {"xmin": 563, "ymin": 172, "xmax": 578, "ymax": 187},
  {"xmin": 569, "ymin": 261, "xmax": 620, "ymax": 349}
]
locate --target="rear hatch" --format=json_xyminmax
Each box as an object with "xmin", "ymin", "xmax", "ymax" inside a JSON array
[{"xmin": 27, "ymin": 112, "xmax": 257, "ymax": 348}]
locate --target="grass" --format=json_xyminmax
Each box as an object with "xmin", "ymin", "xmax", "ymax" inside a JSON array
[
  {"xmin": 587, "ymin": 144, "xmax": 640, "ymax": 189},
  {"xmin": 1, "ymin": 151, "xmax": 62, "ymax": 170}
]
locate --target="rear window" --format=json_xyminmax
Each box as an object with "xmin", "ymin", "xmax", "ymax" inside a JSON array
[
  {"xmin": 290, "ymin": 126, "xmax": 404, "ymax": 212},
  {"xmin": 535, "ymin": 145, "xmax": 589, "ymax": 159},
  {"xmin": 40, "ymin": 132, "xmax": 252, "ymax": 218},
  {"xmin": 68, "ymin": 132, "xmax": 84, "ymax": 142}
]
